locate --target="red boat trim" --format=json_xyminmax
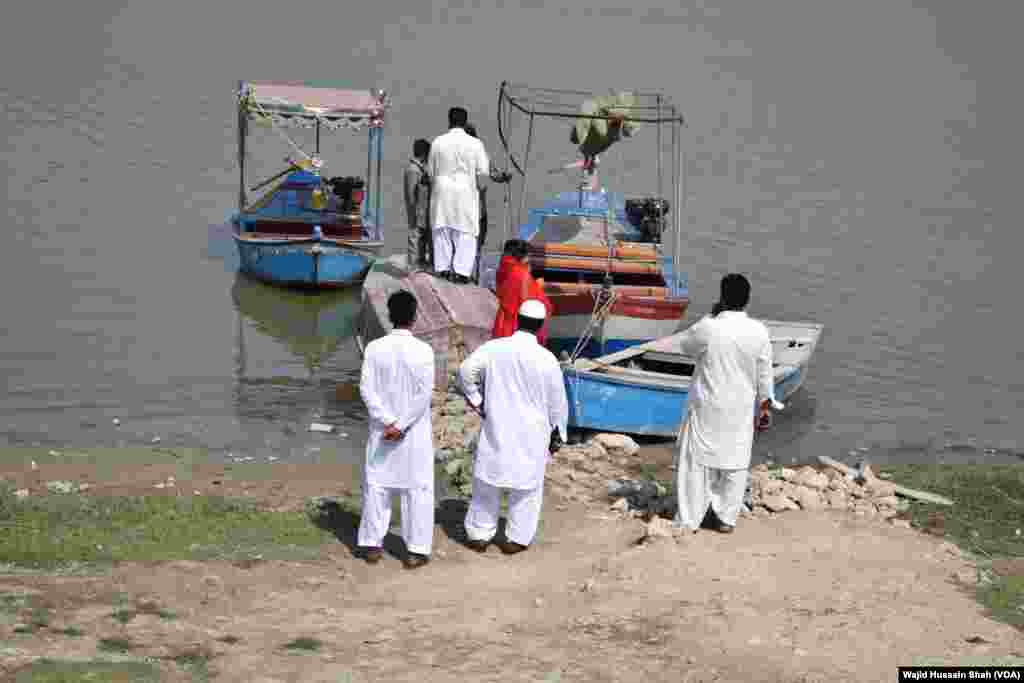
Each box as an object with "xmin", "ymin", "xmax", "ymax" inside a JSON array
[{"xmin": 548, "ymin": 292, "xmax": 688, "ymax": 320}]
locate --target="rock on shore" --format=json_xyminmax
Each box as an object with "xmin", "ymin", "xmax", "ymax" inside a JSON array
[{"xmin": 429, "ymin": 343, "xmax": 905, "ymax": 525}]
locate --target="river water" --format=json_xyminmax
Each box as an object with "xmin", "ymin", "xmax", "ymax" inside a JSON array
[{"xmin": 2, "ymin": 0, "xmax": 1021, "ymax": 466}]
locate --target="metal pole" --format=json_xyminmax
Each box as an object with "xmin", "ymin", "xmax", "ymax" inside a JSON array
[
  {"xmin": 656, "ymin": 94, "xmax": 662, "ymax": 207},
  {"xmin": 238, "ymin": 81, "xmax": 247, "ymax": 213},
  {"xmin": 517, "ymin": 113, "xmax": 535, "ymax": 229},
  {"xmin": 315, "ymin": 118, "xmax": 320, "ymax": 155},
  {"xmin": 671, "ymin": 118, "xmax": 679, "ymax": 275},
  {"xmin": 504, "ymin": 92, "xmax": 512, "ymax": 243},
  {"xmin": 676, "ymin": 124, "xmax": 685, "ymax": 290},
  {"xmin": 375, "ymin": 126, "xmax": 383, "ymax": 241}
]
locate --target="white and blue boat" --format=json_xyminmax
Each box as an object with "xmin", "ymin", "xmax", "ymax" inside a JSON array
[
  {"xmin": 480, "ymin": 82, "xmax": 691, "ymax": 358},
  {"xmin": 562, "ymin": 319, "xmax": 824, "ymax": 437},
  {"xmin": 231, "ymin": 81, "xmax": 389, "ymax": 289}
]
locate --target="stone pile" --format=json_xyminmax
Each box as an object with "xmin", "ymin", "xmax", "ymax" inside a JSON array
[
  {"xmin": 428, "ymin": 363, "xmax": 905, "ymax": 524},
  {"xmin": 749, "ymin": 463, "xmax": 906, "ymax": 519}
]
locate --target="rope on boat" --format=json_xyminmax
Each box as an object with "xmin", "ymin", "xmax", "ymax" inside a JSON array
[
  {"xmin": 247, "ymin": 96, "xmax": 318, "ymax": 168},
  {"xmin": 564, "ymin": 288, "xmax": 616, "ymax": 423},
  {"xmin": 568, "ymin": 288, "xmax": 617, "ymax": 363}
]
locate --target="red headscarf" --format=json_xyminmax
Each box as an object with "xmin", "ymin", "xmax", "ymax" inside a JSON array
[{"xmin": 492, "ymin": 255, "xmax": 552, "ymax": 344}]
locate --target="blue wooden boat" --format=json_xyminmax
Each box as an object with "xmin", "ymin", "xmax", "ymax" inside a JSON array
[
  {"xmin": 562, "ymin": 319, "xmax": 824, "ymax": 437},
  {"xmin": 479, "ymin": 82, "xmax": 690, "ymax": 358},
  {"xmin": 230, "ymin": 81, "xmax": 390, "ymax": 288}
]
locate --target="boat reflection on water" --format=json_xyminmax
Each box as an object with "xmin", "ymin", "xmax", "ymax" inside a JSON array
[{"xmin": 230, "ymin": 272, "xmax": 364, "ymax": 423}]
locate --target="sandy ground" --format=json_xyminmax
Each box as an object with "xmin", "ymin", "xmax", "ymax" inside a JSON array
[{"xmin": 2, "ymin": 454, "xmax": 1023, "ymax": 683}]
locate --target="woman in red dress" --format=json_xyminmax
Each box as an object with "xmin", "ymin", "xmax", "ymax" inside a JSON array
[{"xmin": 492, "ymin": 239, "xmax": 551, "ymax": 344}]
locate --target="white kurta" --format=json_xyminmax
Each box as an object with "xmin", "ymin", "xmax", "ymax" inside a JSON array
[
  {"xmin": 359, "ymin": 329, "xmax": 435, "ymax": 488},
  {"xmin": 428, "ymin": 128, "xmax": 489, "ymax": 236},
  {"xmin": 458, "ymin": 331, "xmax": 568, "ymax": 490},
  {"xmin": 676, "ymin": 311, "xmax": 774, "ymax": 470}
]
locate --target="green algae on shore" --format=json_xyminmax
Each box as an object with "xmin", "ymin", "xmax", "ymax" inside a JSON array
[
  {"xmin": 0, "ymin": 481, "xmax": 331, "ymax": 568},
  {"xmin": 882, "ymin": 464, "xmax": 1024, "ymax": 630}
]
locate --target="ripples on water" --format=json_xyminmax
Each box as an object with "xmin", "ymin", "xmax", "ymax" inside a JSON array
[{"xmin": 1, "ymin": 0, "xmax": 1021, "ymax": 466}]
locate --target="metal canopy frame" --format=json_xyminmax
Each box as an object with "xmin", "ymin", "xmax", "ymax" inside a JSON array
[{"xmin": 496, "ymin": 81, "xmax": 688, "ymax": 270}]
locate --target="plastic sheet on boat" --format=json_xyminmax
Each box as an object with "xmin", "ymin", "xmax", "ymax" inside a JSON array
[{"xmin": 359, "ymin": 261, "xmax": 497, "ymax": 390}]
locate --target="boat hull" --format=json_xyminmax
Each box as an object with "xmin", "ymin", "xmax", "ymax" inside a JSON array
[
  {"xmin": 563, "ymin": 365, "xmax": 805, "ymax": 438},
  {"xmin": 562, "ymin": 319, "xmax": 823, "ymax": 437},
  {"xmin": 546, "ymin": 306, "xmax": 686, "ymax": 357},
  {"xmin": 232, "ymin": 221, "xmax": 382, "ymax": 289}
]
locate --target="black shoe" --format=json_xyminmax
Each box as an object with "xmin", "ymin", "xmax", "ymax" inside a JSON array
[
  {"xmin": 466, "ymin": 540, "xmax": 489, "ymax": 553},
  {"xmin": 359, "ymin": 546, "xmax": 383, "ymax": 564},
  {"xmin": 403, "ymin": 553, "xmax": 430, "ymax": 569},
  {"xmin": 499, "ymin": 541, "xmax": 528, "ymax": 555}
]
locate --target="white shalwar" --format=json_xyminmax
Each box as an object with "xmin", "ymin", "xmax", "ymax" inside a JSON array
[
  {"xmin": 358, "ymin": 329, "xmax": 436, "ymax": 555},
  {"xmin": 459, "ymin": 330, "xmax": 568, "ymax": 546},
  {"xmin": 673, "ymin": 311, "xmax": 774, "ymax": 530},
  {"xmin": 432, "ymin": 226, "xmax": 478, "ymax": 277},
  {"xmin": 428, "ymin": 127, "xmax": 489, "ymax": 276}
]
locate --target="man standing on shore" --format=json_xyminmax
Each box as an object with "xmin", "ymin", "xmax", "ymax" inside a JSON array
[
  {"xmin": 458, "ymin": 299, "xmax": 568, "ymax": 554},
  {"xmin": 428, "ymin": 107, "xmax": 490, "ymax": 284},
  {"xmin": 404, "ymin": 138, "xmax": 432, "ymax": 271},
  {"xmin": 358, "ymin": 291, "xmax": 436, "ymax": 569},
  {"xmin": 674, "ymin": 274, "xmax": 778, "ymax": 534}
]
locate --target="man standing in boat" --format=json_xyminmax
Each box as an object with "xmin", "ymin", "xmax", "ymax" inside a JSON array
[
  {"xmin": 674, "ymin": 274, "xmax": 779, "ymax": 534},
  {"xmin": 428, "ymin": 107, "xmax": 491, "ymax": 284},
  {"xmin": 458, "ymin": 299, "xmax": 568, "ymax": 554},
  {"xmin": 404, "ymin": 138, "xmax": 432, "ymax": 271},
  {"xmin": 358, "ymin": 290, "xmax": 436, "ymax": 569}
]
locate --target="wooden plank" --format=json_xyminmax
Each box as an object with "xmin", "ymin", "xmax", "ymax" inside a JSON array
[
  {"xmin": 529, "ymin": 242, "xmax": 658, "ymax": 261},
  {"xmin": 816, "ymin": 455, "xmax": 955, "ymax": 506},
  {"xmin": 543, "ymin": 282, "xmax": 669, "ymax": 297},
  {"xmin": 532, "ymin": 255, "xmax": 662, "ymax": 275}
]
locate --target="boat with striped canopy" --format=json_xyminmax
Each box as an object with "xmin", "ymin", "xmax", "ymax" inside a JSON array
[{"xmin": 230, "ymin": 81, "xmax": 390, "ymax": 288}]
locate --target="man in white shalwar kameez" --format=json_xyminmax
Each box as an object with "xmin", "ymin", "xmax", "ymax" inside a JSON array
[
  {"xmin": 458, "ymin": 299, "xmax": 568, "ymax": 554},
  {"xmin": 358, "ymin": 290, "xmax": 436, "ymax": 568},
  {"xmin": 674, "ymin": 274, "xmax": 779, "ymax": 533},
  {"xmin": 428, "ymin": 106, "xmax": 490, "ymax": 284}
]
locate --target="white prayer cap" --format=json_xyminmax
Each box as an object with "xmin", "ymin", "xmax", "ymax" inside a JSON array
[{"xmin": 518, "ymin": 299, "xmax": 547, "ymax": 319}]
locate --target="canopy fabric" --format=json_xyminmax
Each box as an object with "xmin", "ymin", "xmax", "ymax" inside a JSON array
[{"xmin": 241, "ymin": 81, "xmax": 388, "ymax": 130}]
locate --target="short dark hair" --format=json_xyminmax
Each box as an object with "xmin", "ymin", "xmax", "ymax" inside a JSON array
[
  {"xmin": 517, "ymin": 314, "xmax": 544, "ymax": 334},
  {"xmin": 464, "ymin": 123, "xmax": 477, "ymax": 138},
  {"xmin": 388, "ymin": 290, "xmax": 418, "ymax": 328},
  {"xmin": 719, "ymin": 273, "xmax": 751, "ymax": 310},
  {"xmin": 448, "ymin": 107, "xmax": 468, "ymax": 128},
  {"xmin": 413, "ymin": 138, "xmax": 430, "ymax": 159},
  {"xmin": 503, "ymin": 239, "xmax": 529, "ymax": 260}
]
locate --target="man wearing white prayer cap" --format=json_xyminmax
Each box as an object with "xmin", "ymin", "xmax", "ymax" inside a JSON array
[{"xmin": 458, "ymin": 299, "xmax": 569, "ymax": 554}]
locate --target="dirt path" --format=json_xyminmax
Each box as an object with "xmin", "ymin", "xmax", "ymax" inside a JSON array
[
  {"xmin": 3, "ymin": 451, "xmax": 1023, "ymax": 682},
  {"xmin": 5, "ymin": 425, "xmax": 1024, "ymax": 683}
]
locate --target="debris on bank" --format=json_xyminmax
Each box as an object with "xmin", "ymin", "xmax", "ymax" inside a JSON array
[{"xmin": 426, "ymin": 336, "xmax": 922, "ymax": 526}]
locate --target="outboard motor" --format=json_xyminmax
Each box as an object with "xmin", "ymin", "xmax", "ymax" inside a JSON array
[
  {"xmin": 625, "ymin": 197, "xmax": 670, "ymax": 243},
  {"xmin": 328, "ymin": 176, "xmax": 366, "ymax": 226}
]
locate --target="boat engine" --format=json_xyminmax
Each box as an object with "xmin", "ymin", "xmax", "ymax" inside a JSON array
[
  {"xmin": 328, "ymin": 176, "xmax": 366, "ymax": 226},
  {"xmin": 624, "ymin": 197, "xmax": 670, "ymax": 243}
]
